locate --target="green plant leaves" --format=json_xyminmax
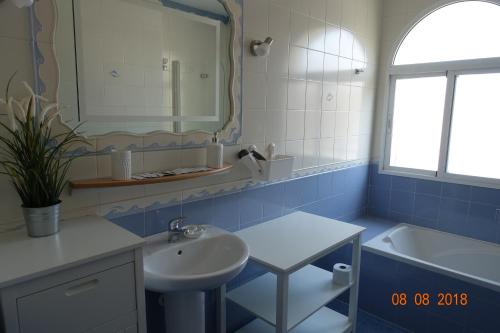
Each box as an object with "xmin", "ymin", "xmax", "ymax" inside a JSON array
[{"xmin": 0, "ymin": 78, "xmax": 88, "ymax": 208}]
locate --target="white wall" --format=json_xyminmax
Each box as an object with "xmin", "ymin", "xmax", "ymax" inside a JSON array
[
  {"xmin": 242, "ymin": 0, "xmax": 382, "ymax": 169},
  {"xmin": 0, "ymin": 0, "xmax": 382, "ymax": 228},
  {"xmin": 0, "ymin": 1, "xmax": 36, "ymax": 226},
  {"xmin": 55, "ymin": 0, "xmax": 79, "ymax": 127},
  {"xmin": 0, "ymin": 1, "xmax": 34, "ymax": 110},
  {"xmin": 372, "ymin": 0, "xmax": 447, "ymax": 161}
]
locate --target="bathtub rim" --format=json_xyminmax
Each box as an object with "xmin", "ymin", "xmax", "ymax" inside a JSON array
[{"xmin": 362, "ymin": 223, "xmax": 500, "ymax": 293}]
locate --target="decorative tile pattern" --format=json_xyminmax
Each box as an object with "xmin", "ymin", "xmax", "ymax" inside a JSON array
[{"xmin": 107, "ymin": 164, "xmax": 370, "ymax": 237}]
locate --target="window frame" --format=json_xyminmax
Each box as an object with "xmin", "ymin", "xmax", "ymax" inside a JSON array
[{"xmin": 381, "ymin": 1, "xmax": 500, "ymax": 189}]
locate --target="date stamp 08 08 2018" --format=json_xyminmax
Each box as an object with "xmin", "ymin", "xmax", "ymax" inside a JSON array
[{"xmin": 391, "ymin": 292, "xmax": 469, "ymax": 307}]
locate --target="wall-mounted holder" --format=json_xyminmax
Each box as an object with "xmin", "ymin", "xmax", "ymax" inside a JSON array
[
  {"xmin": 239, "ymin": 145, "xmax": 294, "ymax": 181},
  {"xmin": 250, "ymin": 37, "xmax": 273, "ymax": 57}
]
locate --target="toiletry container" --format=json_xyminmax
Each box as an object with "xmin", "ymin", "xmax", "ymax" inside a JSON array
[
  {"xmin": 111, "ymin": 150, "xmax": 132, "ymax": 180},
  {"xmin": 206, "ymin": 132, "xmax": 223, "ymax": 169}
]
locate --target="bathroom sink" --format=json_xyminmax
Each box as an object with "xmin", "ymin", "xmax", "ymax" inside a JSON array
[{"xmin": 143, "ymin": 226, "xmax": 249, "ymax": 292}]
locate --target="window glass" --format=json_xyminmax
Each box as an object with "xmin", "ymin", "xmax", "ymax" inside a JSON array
[
  {"xmin": 447, "ymin": 73, "xmax": 500, "ymax": 179},
  {"xmin": 389, "ymin": 76, "xmax": 447, "ymax": 171},
  {"xmin": 394, "ymin": 1, "xmax": 500, "ymax": 65}
]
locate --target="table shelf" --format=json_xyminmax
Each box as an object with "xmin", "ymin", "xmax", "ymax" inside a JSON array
[
  {"xmin": 228, "ymin": 212, "xmax": 364, "ymax": 333},
  {"xmin": 235, "ymin": 307, "xmax": 352, "ymax": 333},
  {"xmin": 227, "ymin": 265, "xmax": 351, "ymax": 330}
]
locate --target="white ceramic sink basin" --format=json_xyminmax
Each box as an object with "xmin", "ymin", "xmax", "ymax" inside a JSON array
[{"xmin": 143, "ymin": 226, "xmax": 249, "ymax": 292}]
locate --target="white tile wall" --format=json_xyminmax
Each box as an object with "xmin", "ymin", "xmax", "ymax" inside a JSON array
[
  {"xmin": 242, "ymin": 0, "xmax": 381, "ymax": 171},
  {"xmin": 0, "ymin": 0, "xmax": 382, "ymax": 227},
  {"xmin": 305, "ymin": 111, "xmax": 322, "ymax": 139},
  {"xmin": 306, "ymin": 81, "xmax": 323, "ymax": 111}
]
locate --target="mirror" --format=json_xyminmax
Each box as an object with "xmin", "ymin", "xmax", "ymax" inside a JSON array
[{"xmin": 53, "ymin": 0, "xmax": 233, "ymax": 136}]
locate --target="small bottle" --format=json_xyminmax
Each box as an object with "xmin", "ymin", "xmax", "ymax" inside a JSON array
[{"xmin": 206, "ymin": 132, "xmax": 223, "ymax": 169}]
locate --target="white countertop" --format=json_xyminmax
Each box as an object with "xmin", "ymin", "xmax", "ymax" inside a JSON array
[
  {"xmin": 0, "ymin": 215, "xmax": 144, "ymax": 289},
  {"xmin": 236, "ymin": 211, "xmax": 365, "ymax": 273}
]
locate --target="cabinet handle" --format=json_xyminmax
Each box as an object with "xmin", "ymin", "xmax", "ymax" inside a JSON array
[{"xmin": 65, "ymin": 279, "xmax": 99, "ymax": 296}]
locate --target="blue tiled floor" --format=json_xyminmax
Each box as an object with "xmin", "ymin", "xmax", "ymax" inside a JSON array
[
  {"xmin": 330, "ymin": 299, "xmax": 411, "ymax": 333},
  {"xmin": 357, "ymin": 311, "xmax": 411, "ymax": 333}
]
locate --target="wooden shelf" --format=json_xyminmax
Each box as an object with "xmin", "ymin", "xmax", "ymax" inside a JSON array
[
  {"xmin": 235, "ymin": 307, "xmax": 351, "ymax": 333},
  {"xmin": 69, "ymin": 164, "xmax": 232, "ymax": 189},
  {"xmin": 227, "ymin": 265, "xmax": 351, "ymax": 330}
]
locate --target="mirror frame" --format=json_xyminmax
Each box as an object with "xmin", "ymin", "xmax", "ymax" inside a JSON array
[{"xmin": 30, "ymin": 0, "xmax": 242, "ymax": 153}]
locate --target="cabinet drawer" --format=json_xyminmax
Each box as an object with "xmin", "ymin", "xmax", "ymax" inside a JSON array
[
  {"xmin": 17, "ymin": 263, "xmax": 136, "ymax": 333},
  {"xmin": 86, "ymin": 310, "xmax": 137, "ymax": 333}
]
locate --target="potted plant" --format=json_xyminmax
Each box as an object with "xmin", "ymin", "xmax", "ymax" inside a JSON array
[{"xmin": 0, "ymin": 75, "xmax": 85, "ymax": 237}]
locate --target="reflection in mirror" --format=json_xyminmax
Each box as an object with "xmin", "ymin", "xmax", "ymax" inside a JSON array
[{"xmin": 54, "ymin": 0, "xmax": 231, "ymax": 136}]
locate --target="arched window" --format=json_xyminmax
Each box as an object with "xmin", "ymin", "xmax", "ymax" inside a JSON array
[{"xmin": 383, "ymin": 1, "xmax": 500, "ymax": 186}]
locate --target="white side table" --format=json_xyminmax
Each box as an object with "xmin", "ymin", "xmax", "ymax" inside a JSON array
[{"xmin": 227, "ymin": 211, "xmax": 365, "ymax": 333}]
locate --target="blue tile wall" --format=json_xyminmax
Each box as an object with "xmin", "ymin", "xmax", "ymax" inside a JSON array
[
  {"xmin": 108, "ymin": 164, "xmax": 370, "ymax": 239},
  {"xmin": 145, "ymin": 205, "xmax": 182, "ymax": 236},
  {"xmin": 108, "ymin": 164, "xmax": 371, "ymax": 333},
  {"xmin": 358, "ymin": 251, "xmax": 500, "ymax": 333},
  {"xmin": 365, "ymin": 165, "xmax": 500, "ymax": 331},
  {"xmin": 112, "ymin": 163, "xmax": 500, "ymax": 333},
  {"xmin": 111, "ymin": 212, "xmax": 146, "ymax": 237},
  {"xmin": 368, "ymin": 164, "xmax": 500, "ymax": 244},
  {"xmin": 329, "ymin": 299, "xmax": 410, "ymax": 333},
  {"xmin": 312, "ymin": 238, "xmax": 500, "ymax": 333}
]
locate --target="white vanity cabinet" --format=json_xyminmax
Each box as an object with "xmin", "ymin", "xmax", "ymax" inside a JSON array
[{"xmin": 0, "ymin": 216, "xmax": 146, "ymax": 333}]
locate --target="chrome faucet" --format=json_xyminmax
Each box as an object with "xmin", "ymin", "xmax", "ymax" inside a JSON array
[{"xmin": 167, "ymin": 217, "xmax": 186, "ymax": 242}]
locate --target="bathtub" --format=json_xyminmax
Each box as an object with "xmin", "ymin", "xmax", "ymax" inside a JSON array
[{"xmin": 363, "ymin": 223, "xmax": 500, "ymax": 292}]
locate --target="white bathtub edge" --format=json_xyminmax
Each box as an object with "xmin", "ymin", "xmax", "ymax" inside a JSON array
[{"xmin": 362, "ymin": 223, "xmax": 500, "ymax": 293}]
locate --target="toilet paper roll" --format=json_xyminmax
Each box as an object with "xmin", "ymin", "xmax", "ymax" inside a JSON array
[
  {"xmin": 333, "ymin": 263, "xmax": 352, "ymax": 286},
  {"xmin": 111, "ymin": 150, "xmax": 132, "ymax": 180}
]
